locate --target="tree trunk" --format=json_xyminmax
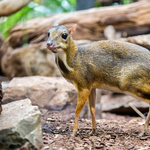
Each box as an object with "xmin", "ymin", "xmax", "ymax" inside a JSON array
[
  {"xmin": 0, "ymin": 0, "xmax": 32, "ymax": 17},
  {"xmin": 6, "ymin": 0, "xmax": 150, "ymax": 49}
]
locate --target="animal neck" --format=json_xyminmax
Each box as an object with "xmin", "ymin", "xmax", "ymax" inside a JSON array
[{"xmin": 67, "ymin": 37, "xmax": 78, "ymax": 62}]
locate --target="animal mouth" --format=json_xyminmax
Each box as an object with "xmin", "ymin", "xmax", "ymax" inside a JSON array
[{"xmin": 46, "ymin": 44, "xmax": 58, "ymax": 53}]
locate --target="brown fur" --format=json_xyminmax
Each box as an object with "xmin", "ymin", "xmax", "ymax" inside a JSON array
[{"xmin": 46, "ymin": 24, "xmax": 150, "ymax": 136}]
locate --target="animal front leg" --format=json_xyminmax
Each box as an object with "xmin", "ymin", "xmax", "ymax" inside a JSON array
[{"xmin": 73, "ymin": 88, "xmax": 90, "ymax": 136}]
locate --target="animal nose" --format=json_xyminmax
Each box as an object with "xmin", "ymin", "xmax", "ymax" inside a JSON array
[
  {"xmin": 46, "ymin": 40, "xmax": 55, "ymax": 51},
  {"xmin": 47, "ymin": 40, "xmax": 53, "ymax": 46}
]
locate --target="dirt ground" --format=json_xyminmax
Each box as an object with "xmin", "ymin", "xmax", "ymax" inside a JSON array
[{"xmin": 40, "ymin": 105, "xmax": 150, "ymax": 150}]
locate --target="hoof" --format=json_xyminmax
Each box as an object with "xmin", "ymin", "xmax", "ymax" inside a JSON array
[
  {"xmin": 137, "ymin": 131, "xmax": 146, "ymax": 137},
  {"xmin": 90, "ymin": 128, "xmax": 96, "ymax": 135},
  {"xmin": 72, "ymin": 130, "xmax": 77, "ymax": 136}
]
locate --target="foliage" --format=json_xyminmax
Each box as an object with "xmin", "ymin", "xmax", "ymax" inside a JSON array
[
  {"xmin": 122, "ymin": 0, "xmax": 134, "ymax": 5},
  {"xmin": 0, "ymin": 0, "xmax": 76, "ymax": 38}
]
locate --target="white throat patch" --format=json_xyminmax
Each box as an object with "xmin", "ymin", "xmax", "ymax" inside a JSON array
[{"xmin": 55, "ymin": 51, "xmax": 73, "ymax": 72}]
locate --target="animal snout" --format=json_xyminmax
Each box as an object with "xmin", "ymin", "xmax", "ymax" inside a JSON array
[
  {"xmin": 46, "ymin": 40, "xmax": 57, "ymax": 53},
  {"xmin": 47, "ymin": 40, "xmax": 53, "ymax": 46},
  {"xmin": 46, "ymin": 40, "xmax": 54, "ymax": 49}
]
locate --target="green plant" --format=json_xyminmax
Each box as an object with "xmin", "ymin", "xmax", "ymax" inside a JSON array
[{"xmin": 0, "ymin": 0, "xmax": 76, "ymax": 38}]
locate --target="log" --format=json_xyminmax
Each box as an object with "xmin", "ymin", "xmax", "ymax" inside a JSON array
[
  {"xmin": 0, "ymin": 40, "xmax": 90, "ymax": 79},
  {"xmin": 7, "ymin": 0, "xmax": 150, "ymax": 48},
  {"xmin": 1, "ymin": 34, "xmax": 150, "ymax": 79},
  {"xmin": 120, "ymin": 34, "xmax": 150, "ymax": 50},
  {"xmin": 0, "ymin": 0, "xmax": 32, "ymax": 17},
  {"xmin": 1, "ymin": 42, "xmax": 61, "ymax": 79}
]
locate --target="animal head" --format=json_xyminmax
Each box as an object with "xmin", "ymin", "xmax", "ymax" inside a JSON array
[{"xmin": 46, "ymin": 24, "xmax": 77, "ymax": 53}]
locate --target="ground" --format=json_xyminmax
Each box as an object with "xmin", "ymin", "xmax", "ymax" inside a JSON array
[{"xmin": 40, "ymin": 105, "xmax": 150, "ymax": 150}]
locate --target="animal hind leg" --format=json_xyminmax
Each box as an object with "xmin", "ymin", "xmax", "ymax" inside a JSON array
[
  {"xmin": 130, "ymin": 88, "xmax": 150, "ymax": 136},
  {"xmin": 128, "ymin": 80, "xmax": 150, "ymax": 136},
  {"xmin": 139, "ymin": 105, "xmax": 150, "ymax": 136},
  {"xmin": 138, "ymin": 92, "xmax": 150, "ymax": 136},
  {"xmin": 88, "ymin": 88, "xmax": 96, "ymax": 134}
]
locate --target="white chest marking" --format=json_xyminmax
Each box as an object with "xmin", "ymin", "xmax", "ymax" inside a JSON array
[{"xmin": 55, "ymin": 51, "xmax": 73, "ymax": 72}]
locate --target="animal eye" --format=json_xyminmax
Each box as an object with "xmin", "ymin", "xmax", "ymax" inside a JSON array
[
  {"xmin": 62, "ymin": 33, "xmax": 68, "ymax": 40},
  {"xmin": 48, "ymin": 32, "xmax": 50, "ymax": 37}
]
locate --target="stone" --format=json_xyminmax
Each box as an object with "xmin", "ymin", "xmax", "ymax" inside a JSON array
[
  {"xmin": 3, "ymin": 76, "xmax": 149, "ymax": 115},
  {"xmin": 101, "ymin": 93, "xmax": 149, "ymax": 114},
  {"xmin": 3, "ymin": 76, "xmax": 77, "ymax": 110},
  {"xmin": 0, "ymin": 99, "xmax": 43, "ymax": 149}
]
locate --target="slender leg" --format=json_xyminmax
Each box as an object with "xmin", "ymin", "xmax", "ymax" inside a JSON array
[
  {"xmin": 88, "ymin": 88, "xmax": 96, "ymax": 134},
  {"xmin": 73, "ymin": 88, "xmax": 90, "ymax": 136},
  {"xmin": 139, "ymin": 105, "xmax": 150, "ymax": 136},
  {"xmin": 96, "ymin": 89, "xmax": 102, "ymax": 119}
]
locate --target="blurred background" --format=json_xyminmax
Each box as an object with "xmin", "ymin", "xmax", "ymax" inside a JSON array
[{"xmin": 0, "ymin": 0, "xmax": 137, "ymax": 38}]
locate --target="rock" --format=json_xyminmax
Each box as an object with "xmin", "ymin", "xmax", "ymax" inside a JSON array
[
  {"xmin": 3, "ymin": 76, "xmax": 77, "ymax": 110},
  {"xmin": 0, "ymin": 78, "xmax": 2, "ymax": 114},
  {"xmin": 1, "ymin": 42, "xmax": 61, "ymax": 79},
  {"xmin": 101, "ymin": 93, "xmax": 149, "ymax": 114},
  {"xmin": 0, "ymin": 99, "xmax": 43, "ymax": 149},
  {"xmin": 3, "ymin": 76, "xmax": 149, "ymax": 115}
]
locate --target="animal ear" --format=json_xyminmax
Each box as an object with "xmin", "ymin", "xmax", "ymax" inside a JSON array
[{"xmin": 69, "ymin": 24, "xmax": 77, "ymax": 35}]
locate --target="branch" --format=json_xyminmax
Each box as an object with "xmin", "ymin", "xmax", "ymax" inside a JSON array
[
  {"xmin": 0, "ymin": 0, "xmax": 32, "ymax": 17},
  {"xmin": 7, "ymin": 0, "xmax": 150, "ymax": 48}
]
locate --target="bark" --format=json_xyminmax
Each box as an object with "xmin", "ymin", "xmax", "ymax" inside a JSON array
[
  {"xmin": 0, "ymin": 0, "xmax": 32, "ymax": 17},
  {"xmin": 6, "ymin": 0, "xmax": 150, "ymax": 48},
  {"xmin": 120, "ymin": 34, "xmax": 150, "ymax": 50}
]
